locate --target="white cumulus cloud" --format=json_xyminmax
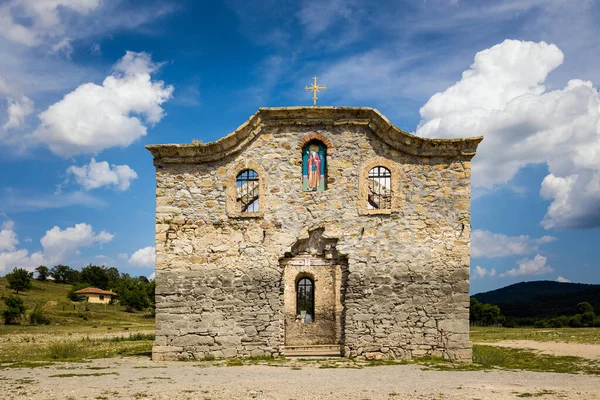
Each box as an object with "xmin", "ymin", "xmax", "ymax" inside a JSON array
[
  {"xmin": 417, "ymin": 39, "xmax": 600, "ymax": 230},
  {"xmin": 3, "ymin": 95, "xmax": 34, "ymax": 130},
  {"xmin": 556, "ymin": 276, "xmax": 571, "ymax": 283},
  {"xmin": 0, "ymin": 221, "xmax": 113, "ymax": 275},
  {"xmin": 500, "ymin": 254, "xmax": 553, "ymax": 278},
  {"xmin": 0, "ymin": 0, "xmax": 101, "ymax": 47},
  {"xmin": 40, "ymin": 223, "xmax": 114, "ymax": 264},
  {"xmin": 473, "ymin": 265, "xmax": 496, "ymax": 278},
  {"xmin": 128, "ymin": 246, "xmax": 155, "ymax": 267},
  {"xmin": 67, "ymin": 158, "xmax": 138, "ymax": 191},
  {"xmin": 0, "ymin": 220, "xmax": 18, "ymax": 251},
  {"xmin": 471, "ymin": 230, "xmax": 557, "ymax": 258},
  {"xmin": 33, "ymin": 51, "xmax": 173, "ymax": 156}
]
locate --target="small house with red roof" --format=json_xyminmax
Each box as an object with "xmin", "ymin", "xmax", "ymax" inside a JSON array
[{"xmin": 75, "ymin": 287, "xmax": 118, "ymax": 304}]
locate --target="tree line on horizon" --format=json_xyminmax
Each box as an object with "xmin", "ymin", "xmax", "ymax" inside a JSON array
[{"xmin": 470, "ymin": 297, "xmax": 600, "ymax": 328}]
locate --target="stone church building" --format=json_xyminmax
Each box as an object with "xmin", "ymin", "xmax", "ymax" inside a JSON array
[{"xmin": 147, "ymin": 107, "xmax": 482, "ymax": 362}]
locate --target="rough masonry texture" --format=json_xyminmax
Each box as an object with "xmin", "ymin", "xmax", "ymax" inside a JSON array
[{"xmin": 147, "ymin": 107, "xmax": 482, "ymax": 362}]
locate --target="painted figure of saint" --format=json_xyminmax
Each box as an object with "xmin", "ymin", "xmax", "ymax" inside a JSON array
[
  {"xmin": 302, "ymin": 141, "xmax": 326, "ymax": 192},
  {"xmin": 307, "ymin": 145, "xmax": 322, "ymax": 190}
]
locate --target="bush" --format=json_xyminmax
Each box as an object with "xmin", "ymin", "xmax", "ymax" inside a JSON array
[
  {"xmin": 569, "ymin": 314, "xmax": 582, "ymax": 328},
  {"xmin": 47, "ymin": 343, "xmax": 82, "ymax": 360},
  {"xmin": 3, "ymin": 295, "xmax": 26, "ymax": 324},
  {"xmin": 534, "ymin": 319, "xmax": 549, "ymax": 328},
  {"xmin": 581, "ymin": 311, "xmax": 595, "ymax": 327},
  {"xmin": 29, "ymin": 305, "xmax": 50, "ymax": 325},
  {"xmin": 67, "ymin": 283, "xmax": 90, "ymax": 302},
  {"xmin": 577, "ymin": 302, "xmax": 594, "ymax": 314}
]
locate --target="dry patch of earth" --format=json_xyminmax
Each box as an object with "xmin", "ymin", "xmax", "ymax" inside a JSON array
[{"xmin": 1, "ymin": 356, "xmax": 599, "ymax": 400}]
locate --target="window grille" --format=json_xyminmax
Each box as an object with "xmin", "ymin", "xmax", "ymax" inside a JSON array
[
  {"xmin": 236, "ymin": 169, "xmax": 259, "ymax": 212},
  {"xmin": 296, "ymin": 277, "xmax": 315, "ymax": 322},
  {"xmin": 368, "ymin": 166, "xmax": 392, "ymax": 209}
]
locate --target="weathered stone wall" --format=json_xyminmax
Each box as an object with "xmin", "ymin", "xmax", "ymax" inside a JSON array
[{"xmin": 150, "ymin": 108, "xmax": 478, "ymax": 362}]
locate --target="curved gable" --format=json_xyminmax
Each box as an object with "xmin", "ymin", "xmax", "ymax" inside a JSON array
[{"xmin": 146, "ymin": 107, "xmax": 482, "ymax": 164}]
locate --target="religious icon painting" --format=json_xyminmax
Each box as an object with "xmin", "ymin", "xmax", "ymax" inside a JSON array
[{"xmin": 302, "ymin": 141, "xmax": 326, "ymax": 192}]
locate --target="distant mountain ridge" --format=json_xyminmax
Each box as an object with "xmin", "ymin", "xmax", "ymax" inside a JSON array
[{"xmin": 472, "ymin": 281, "xmax": 600, "ymax": 318}]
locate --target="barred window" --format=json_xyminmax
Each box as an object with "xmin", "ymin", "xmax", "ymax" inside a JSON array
[
  {"xmin": 296, "ymin": 277, "xmax": 314, "ymax": 323},
  {"xmin": 236, "ymin": 169, "xmax": 259, "ymax": 212},
  {"xmin": 368, "ymin": 166, "xmax": 391, "ymax": 210}
]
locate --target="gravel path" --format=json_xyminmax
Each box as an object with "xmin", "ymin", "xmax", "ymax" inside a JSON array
[{"xmin": 2, "ymin": 356, "xmax": 599, "ymax": 400}]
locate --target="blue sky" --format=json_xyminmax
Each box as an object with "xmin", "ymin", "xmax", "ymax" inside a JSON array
[{"xmin": 0, "ymin": 0, "xmax": 599, "ymax": 294}]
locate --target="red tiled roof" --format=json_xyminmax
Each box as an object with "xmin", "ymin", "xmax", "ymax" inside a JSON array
[{"xmin": 74, "ymin": 287, "xmax": 117, "ymax": 296}]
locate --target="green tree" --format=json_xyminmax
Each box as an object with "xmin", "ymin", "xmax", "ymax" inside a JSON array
[
  {"xmin": 80, "ymin": 264, "xmax": 109, "ymax": 290},
  {"xmin": 50, "ymin": 265, "xmax": 80, "ymax": 284},
  {"xmin": 115, "ymin": 275, "xmax": 151, "ymax": 311},
  {"xmin": 470, "ymin": 297, "xmax": 505, "ymax": 325},
  {"xmin": 480, "ymin": 303, "xmax": 505, "ymax": 325},
  {"xmin": 470, "ymin": 298, "xmax": 483, "ymax": 323},
  {"xmin": 67, "ymin": 283, "xmax": 89, "ymax": 302},
  {"xmin": 581, "ymin": 312, "xmax": 595, "ymax": 327},
  {"xmin": 5, "ymin": 267, "xmax": 33, "ymax": 294},
  {"xmin": 146, "ymin": 279, "xmax": 156, "ymax": 308},
  {"xmin": 3, "ymin": 295, "xmax": 26, "ymax": 324},
  {"xmin": 50, "ymin": 265, "xmax": 70, "ymax": 283},
  {"xmin": 35, "ymin": 265, "xmax": 49, "ymax": 281},
  {"xmin": 105, "ymin": 267, "xmax": 120, "ymax": 288},
  {"xmin": 577, "ymin": 302, "xmax": 594, "ymax": 314}
]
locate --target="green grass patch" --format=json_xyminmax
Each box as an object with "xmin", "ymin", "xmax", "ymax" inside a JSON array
[
  {"xmin": 47, "ymin": 343, "xmax": 84, "ymax": 360},
  {"xmin": 0, "ymin": 361, "xmax": 55, "ymax": 369},
  {"xmin": 0, "ymin": 339, "xmax": 153, "ymax": 363},
  {"xmin": 108, "ymin": 333, "xmax": 155, "ymax": 342},
  {"xmin": 365, "ymin": 359, "xmax": 407, "ymax": 367},
  {"xmin": 513, "ymin": 390, "xmax": 556, "ymax": 397},
  {"xmin": 318, "ymin": 364, "xmax": 338, "ymax": 369},
  {"xmin": 49, "ymin": 372, "xmax": 118, "ymax": 378},
  {"xmin": 471, "ymin": 326, "xmax": 600, "ymax": 344},
  {"xmin": 472, "ymin": 344, "xmax": 600, "ymax": 374}
]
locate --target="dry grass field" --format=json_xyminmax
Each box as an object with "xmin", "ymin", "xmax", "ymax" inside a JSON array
[{"xmin": 0, "ymin": 278, "xmax": 154, "ymax": 365}]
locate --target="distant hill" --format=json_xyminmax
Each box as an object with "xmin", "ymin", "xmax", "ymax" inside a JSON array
[{"xmin": 472, "ymin": 281, "xmax": 600, "ymax": 318}]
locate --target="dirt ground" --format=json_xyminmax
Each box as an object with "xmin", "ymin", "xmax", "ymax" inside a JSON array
[
  {"xmin": 475, "ymin": 340, "xmax": 600, "ymax": 360},
  {"xmin": 1, "ymin": 356, "xmax": 599, "ymax": 400}
]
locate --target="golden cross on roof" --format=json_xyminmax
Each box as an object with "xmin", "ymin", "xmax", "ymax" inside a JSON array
[{"xmin": 305, "ymin": 76, "xmax": 326, "ymax": 107}]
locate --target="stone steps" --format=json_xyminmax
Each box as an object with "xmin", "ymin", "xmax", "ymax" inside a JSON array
[{"xmin": 284, "ymin": 344, "xmax": 341, "ymax": 357}]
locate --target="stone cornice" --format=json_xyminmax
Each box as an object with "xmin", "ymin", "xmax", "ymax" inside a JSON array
[{"xmin": 146, "ymin": 107, "xmax": 483, "ymax": 164}]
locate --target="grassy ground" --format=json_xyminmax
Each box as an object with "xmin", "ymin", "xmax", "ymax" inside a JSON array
[
  {"xmin": 0, "ymin": 278, "xmax": 155, "ymax": 365},
  {"xmin": 471, "ymin": 326, "xmax": 600, "ymax": 344},
  {"xmin": 0, "ymin": 278, "xmax": 154, "ymax": 335},
  {"xmin": 0, "ymin": 334, "xmax": 154, "ymax": 365},
  {"xmin": 471, "ymin": 344, "xmax": 600, "ymax": 375}
]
